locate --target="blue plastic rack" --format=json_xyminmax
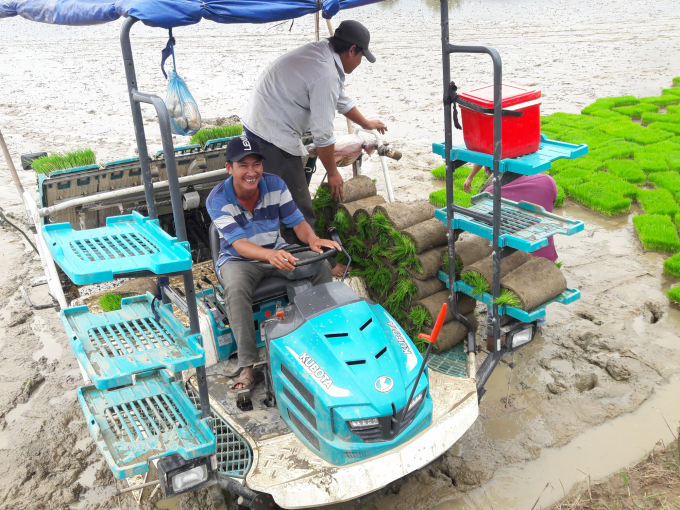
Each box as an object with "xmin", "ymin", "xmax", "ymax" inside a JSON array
[
  {"xmin": 62, "ymin": 293, "xmax": 204, "ymax": 389},
  {"xmin": 155, "ymin": 144, "xmax": 202, "ymax": 158},
  {"xmin": 434, "ymin": 194, "xmax": 584, "ymax": 252},
  {"xmin": 78, "ymin": 370, "xmax": 215, "ymax": 478},
  {"xmin": 43, "ymin": 211, "xmax": 192, "ymax": 285},
  {"xmin": 204, "ymin": 136, "xmax": 241, "ymax": 151},
  {"xmin": 438, "ymin": 271, "xmax": 581, "ymax": 322},
  {"xmin": 432, "ymin": 134, "xmax": 588, "ymax": 175}
]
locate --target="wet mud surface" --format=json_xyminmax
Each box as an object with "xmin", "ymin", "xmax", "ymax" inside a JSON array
[{"xmin": 0, "ymin": 0, "xmax": 679, "ymax": 508}]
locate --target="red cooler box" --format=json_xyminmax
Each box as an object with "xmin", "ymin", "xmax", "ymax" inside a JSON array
[{"xmin": 458, "ymin": 83, "xmax": 542, "ymax": 159}]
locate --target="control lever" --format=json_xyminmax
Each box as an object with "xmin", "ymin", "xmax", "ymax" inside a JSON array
[
  {"xmin": 195, "ymin": 282, "xmax": 210, "ymax": 308},
  {"xmin": 399, "ymin": 303, "xmax": 446, "ymax": 429},
  {"xmin": 327, "ymin": 226, "xmax": 351, "ymax": 282}
]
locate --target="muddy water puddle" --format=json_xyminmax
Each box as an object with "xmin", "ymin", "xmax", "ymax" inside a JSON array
[
  {"xmin": 433, "ymin": 374, "xmax": 680, "ymax": 510},
  {"xmin": 31, "ymin": 315, "xmax": 63, "ymax": 362}
]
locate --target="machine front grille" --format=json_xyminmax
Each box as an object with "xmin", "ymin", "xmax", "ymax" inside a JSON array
[
  {"xmin": 281, "ymin": 364, "xmax": 315, "ymax": 410},
  {"xmin": 288, "ymin": 409, "xmax": 320, "ymax": 451},
  {"xmin": 283, "ymin": 387, "xmax": 317, "ymax": 430}
]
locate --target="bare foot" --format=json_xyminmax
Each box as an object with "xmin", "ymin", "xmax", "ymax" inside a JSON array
[
  {"xmin": 332, "ymin": 263, "xmax": 350, "ymax": 278},
  {"xmin": 232, "ymin": 366, "xmax": 254, "ymax": 390}
]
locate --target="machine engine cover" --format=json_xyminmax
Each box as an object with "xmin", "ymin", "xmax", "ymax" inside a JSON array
[{"xmin": 263, "ymin": 282, "xmax": 433, "ymax": 466}]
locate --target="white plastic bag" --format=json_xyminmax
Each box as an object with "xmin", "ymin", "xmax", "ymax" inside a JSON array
[{"xmin": 165, "ymin": 70, "xmax": 201, "ymax": 136}]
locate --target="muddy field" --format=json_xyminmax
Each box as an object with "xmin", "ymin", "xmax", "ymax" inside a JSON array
[{"xmin": 1, "ymin": 0, "xmax": 680, "ymax": 509}]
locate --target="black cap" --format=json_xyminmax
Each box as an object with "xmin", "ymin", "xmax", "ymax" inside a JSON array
[
  {"xmin": 225, "ymin": 136, "xmax": 266, "ymax": 163},
  {"xmin": 334, "ymin": 20, "xmax": 375, "ymax": 63}
]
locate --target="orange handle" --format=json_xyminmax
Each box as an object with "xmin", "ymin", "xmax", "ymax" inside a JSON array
[
  {"xmin": 275, "ymin": 311, "xmax": 284, "ymax": 320},
  {"xmin": 417, "ymin": 303, "xmax": 447, "ymax": 344}
]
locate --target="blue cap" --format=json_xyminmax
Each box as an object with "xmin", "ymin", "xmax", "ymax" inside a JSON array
[{"xmin": 225, "ymin": 136, "xmax": 266, "ymax": 163}]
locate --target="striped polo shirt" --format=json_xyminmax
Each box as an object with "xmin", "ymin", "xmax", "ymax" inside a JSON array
[{"xmin": 206, "ymin": 173, "xmax": 305, "ymax": 268}]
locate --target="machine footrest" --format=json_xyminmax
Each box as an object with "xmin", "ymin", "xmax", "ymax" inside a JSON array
[
  {"xmin": 432, "ymin": 134, "xmax": 588, "ymax": 175},
  {"xmin": 438, "ymin": 271, "xmax": 580, "ymax": 322},
  {"xmin": 43, "ymin": 211, "xmax": 192, "ymax": 285},
  {"xmin": 62, "ymin": 293, "xmax": 204, "ymax": 389},
  {"xmin": 428, "ymin": 342, "xmax": 467, "ymax": 378},
  {"xmin": 435, "ymin": 194, "xmax": 584, "ymax": 252},
  {"xmin": 78, "ymin": 370, "xmax": 215, "ymax": 479}
]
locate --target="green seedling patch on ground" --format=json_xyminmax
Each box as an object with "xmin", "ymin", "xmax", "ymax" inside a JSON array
[
  {"xmin": 641, "ymin": 113, "xmax": 680, "ymax": 125},
  {"xmin": 638, "ymin": 189, "xmax": 680, "ymax": 216},
  {"xmin": 604, "ymin": 159, "xmax": 645, "ymax": 183},
  {"xmin": 668, "ymin": 106, "xmax": 680, "ymax": 114},
  {"xmin": 32, "ymin": 148, "xmax": 97, "ymax": 174},
  {"xmin": 190, "ymin": 125, "xmax": 242, "ymax": 146},
  {"xmin": 648, "ymin": 172, "xmax": 680, "ymax": 194},
  {"xmin": 633, "ymin": 214, "xmax": 680, "ymax": 253},
  {"xmin": 649, "ymin": 122, "xmax": 680, "ymax": 135},
  {"xmin": 663, "ymin": 253, "xmax": 680, "ymax": 279},
  {"xmin": 666, "ymin": 285, "xmax": 680, "ymax": 306},
  {"xmin": 663, "ymin": 88, "xmax": 680, "ymax": 97},
  {"xmin": 590, "ymin": 110, "xmax": 629, "ymax": 121},
  {"xmin": 547, "ymin": 112, "xmax": 605, "ymax": 130},
  {"xmin": 597, "ymin": 122, "xmax": 674, "ymax": 145},
  {"xmin": 554, "ymin": 168, "xmax": 593, "ymax": 193},
  {"xmin": 588, "ymin": 172, "xmax": 639, "ymax": 199},
  {"xmin": 582, "ymin": 96, "xmax": 639, "ymax": 115},
  {"xmin": 569, "ymin": 181, "xmax": 632, "ymax": 216},
  {"xmin": 555, "ymin": 185, "xmax": 566, "ymax": 207},
  {"xmin": 639, "ymin": 95, "xmax": 680, "ymax": 107},
  {"xmin": 613, "ymin": 103, "xmax": 659, "ymax": 118},
  {"xmin": 636, "ymin": 153, "xmax": 669, "ymax": 173},
  {"xmin": 591, "ymin": 140, "xmax": 638, "ymax": 161}
]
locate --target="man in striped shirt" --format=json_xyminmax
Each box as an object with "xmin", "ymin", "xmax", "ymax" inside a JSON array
[{"xmin": 207, "ymin": 136, "xmax": 340, "ymax": 390}]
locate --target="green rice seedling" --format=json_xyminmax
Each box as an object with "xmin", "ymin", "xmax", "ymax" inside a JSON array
[
  {"xmin": 597, "ymin": 122, "xmax": 674, "ymax": 145},
  {"xmin": 572, "ymin": 154, "xmax": 606, "ymax": 172},
  {"xmin": 461, "ymin": 271, "xmax": 491, "ymax": 295},
  {"xmin": 429, "ymin": 189, "xmax": 446, "ymax": 208},
  {"xmin": 555, "ymin": 261, "xmax": 563, "ymax": 269},
  {"xmin": 590, "ymin": 110, "xmax": 629, "ymax": 121},
  {"xmin": 367, "ymin": 243, "xmax": 390, "ymax": 265},
  {"xmin": 639, "ymin": 95, "xmax": 680, "ymax": 107},
  {"xmin": 371, "ymin": 212, "xmax": 397, "ymax": 244},
  {"xmin": 666, "ymin": 285, "xmax": 680, "ymax": 306},
  {"xmin": 648, "ymin": 172, "xmax": 680, "ymax": 194},
  {"xmin": 591, "ymin": 140, "xmax": 638, "ymax": 161},
  {"xmin": 440, "ymin": 253, "xmax": 463, "ymax": 277},
  {"xmin": 581, "ymin": 96, "xmax": 639, "ymax": 115},
  {"xmin": 99, "ymin": 293, "xmax": 135, "ymax": 312},
  {"xmin": 335, "ymin": 251, "xmax": 349, "ymax": 265},
  {"xmin": 663, "ymin": 88, "xmax": 680, "ymax": 97},
  {"xmin": 569, "ymin": 182, "xmax": 632, "ymax": 216},
  {"xmin": 556, "ymin": 129, "xmax": 619, "ymax": 150},
  {"xmin": 633, "ymin": 214, "xmax": 680, "ymax": 252},
  {"xmin": 641, "ymin": 113, "xmax": 680, "ymax": 125},
  {"xmin": 548, "ymin": 112, "xmax": 604, "ymax": 130},
  {"xmin": 495, "ymin": 289, "xmax": 521, "ymax": 308},
  {"xmin": 385, "ymin": 279, "xmax": 418, "ymax": 316},
  {"xmin": 366, "ymin": 266, "xmax": 393, "ymax": 297},
  {"xmin": 636, "ymin": 153, "xmax": 669, "ymax": 173},
  {"xmin": 345, "ymin": 236, "xmax": 366, "ymax": 260},
  {"xmin": 332, "ymin": 209, "xmax": 352, "ymax": 238},
  {"xmin": 429, "ymin": 188, "xmax": 474, "ymax": 208},
  {"xmin": 409, "ymin": 305, "xmax": 432, "ymax": 332},
  {"xmin": 649, "ymin": 122, "xmax": 680, "ymax": 135},
  {"xmin": 555, "ymin": 185, "xmax": 566, "ymax": 207},
  {"xmin": 612, "ymin": 103, "xmax": 659, "ymax": 118},
  {"xmin": 314, "ymin": 212, "xmax": 328, "ymax": 238},
  {"xmin": 32, "ymin": 148, "xmax": 97, "ymax": 174},
  {"xmin": 604, "ymin": 160, "xmax": 645, "ymax": 183},
  {"xmin": 431, "ymin": 164, "xmax": 446, "ymax": 180},
  {"xmin": 674, "ymin": 78, "xmax": 680, "ymax": 85},
  {"xmin": 667, "ymin": 155, "xmax": 680, "ymax": 172},
  {"xmin": 549, "ymin": 158, "xmax": 581, "ymax": 175},
  {"xmin": 554, "ymin": 168, "xmax": 593, "ymax": 193},
  {"xmin": 588, "ymin": 172, "xmax": 639, "ymax": 199},
  {"xmin": 190, "ymin": 125, "xmax": 242, "ymax": 146},
  {"xmin": 355, "ymin": 212, "xmax": 372, "ymax": 240},
  {"xmin": 391, "ymin": 232, "xmax": 417, "ymax": 261},
  {"xmin": 637, "ymin": 189, "xmax": 680, "ymax": 216},
  {"xmin": 663, "ymin": 253, "xmax": 680, "ymax": 279},
  {"xmin": 668, "ymin": 106, "xmax": 680, "ymax": 114}
]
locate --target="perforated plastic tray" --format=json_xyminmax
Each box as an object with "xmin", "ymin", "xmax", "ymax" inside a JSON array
[
  {"xmin": 155, "ymin": 144, "xmax": 202, "ymax": 158},
  {"xmin": 438, "ymin": 271, "xmax": 581, "ymax": 322},
  {"xmin": 62, "ymin": 293, "xmax": 204, "ymax": 389},
  {"xmin": 43, "ymin": 211, "xmax": 192, "ymax": 285},
  {"xmin": 434, "ymin": 194, "xmax": 584, "ymax": 252},
  {"xmin": 204, "ymin": 136, "xmax": 241, "ymax": 151},
  {"xmin": 428, "ymin": 342, "xmax": 467, "ymax": 377},
  {"xmin": 432, "ymin": 134, "xmax": 588, "ymax": 175},
  {"xmin": 78, "ymin": 370, "xmax": 215, "ymax": 478}
]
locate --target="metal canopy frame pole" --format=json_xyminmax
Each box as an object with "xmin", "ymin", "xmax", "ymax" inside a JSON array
[
  {"xmin": 120, "ymin": 17, "xmax": 211, "ymax": 420},
  {"xmin": 440, "ymin": 0, "xmax": 503, "ymax": 398}
]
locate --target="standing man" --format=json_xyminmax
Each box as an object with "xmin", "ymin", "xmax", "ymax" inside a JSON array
[{"xmin": 242, "ymin": 20, "xmax": 387, "ymax": 250}]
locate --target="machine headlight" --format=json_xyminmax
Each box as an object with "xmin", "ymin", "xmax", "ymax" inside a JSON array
[
  {"xmin": 348, "ymin": 418, "xmax": 379, "ymax": 429},
  {"xmin": 171, "ymin": 464, "xmax": 208, "ymax": 492},
  {"xmin": 509, "ymin": 327, "xmax": 533, "ymax": 349},
  {"xmin": 408, "ymin": 389, "xmax": 426, "ymax": 411}
]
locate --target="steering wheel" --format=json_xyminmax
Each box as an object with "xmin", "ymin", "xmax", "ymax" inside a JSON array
[{"xmin": 256, "ymin": 244, "xmax": 338, "ymax": 271}]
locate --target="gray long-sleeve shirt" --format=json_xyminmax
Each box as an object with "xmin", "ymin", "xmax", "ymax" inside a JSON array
[{"xmin": 242, "ymin": 40, "xmax": 355, "ymax": 157}]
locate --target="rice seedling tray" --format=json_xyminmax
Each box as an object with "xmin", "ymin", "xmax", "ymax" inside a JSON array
[
  {"xmin": 78, "ymin": 369, "xmax": 215, "ymax": 478},
  {"xmin": 155, "ymin": 144, "xmax": 202, "ymax": 158},
  {"xmin": 432, "ymin": 135, "xmax": 588, "ymax": 176},
  {"xmin": 428, "ymin": 342, "xmax": 467, "ymax": 378},
  {"xmin": 438, "ymin": 272, "xmax": 580, "ymax": 322},
  {"xmin": 62, "ymin": 293, "xmax": 204, "ymax": 389},
  {"xmin": 43, "ymin": 211, "xmax": 192, "ymax": 285},
  {"xmin": 434, "ymin": 193, "xmax": 584, "ymax": 252},
  {"xmin": 203, "ymin": 136, "xmax": 242, "ymax": 151}
]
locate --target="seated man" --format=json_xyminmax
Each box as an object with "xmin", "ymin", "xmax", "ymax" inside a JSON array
[{"xmin": 207, "ymin": 136, "xmax": 340, "ymax": 391}]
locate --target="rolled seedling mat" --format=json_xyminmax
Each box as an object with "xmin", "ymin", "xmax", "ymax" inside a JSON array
[
  {"xmin": 424, "ymin": 312, "xmax": 478, "ymax": 354},
  {"xmin": 408, "ymin": 245, "xmax": 448, "ymax": 281},
  {"xmin": 373, "ymin": 200, "xmax": 435, "ymax": 231},
  {"xmin": 402, "ymin": 218, "xmax": 449, "ymax": 254},
  {"xmin": 339, "ymin": 195, "xmax": 386, "ymax": 222},
  {"xmin": 455, "ymin": 235, "xmax": 493, "ymax": 269},
  {"xmin": 463, "ymin": 251, "xmax": 532, "ymax": 290},
  {"xmin": 500, "ymin": 257, "xmax": 567, "ymax": 311},
  {"xmin": 321, "ymin": 175, "xmax": 377, "ymax": 203},
  {"xmin": 413, "ymin": 277, "xmax": 446, "ymax": 301},
  {"xmin": 411, "ymin": 290, "xmax": 476, "ymax": 325}
]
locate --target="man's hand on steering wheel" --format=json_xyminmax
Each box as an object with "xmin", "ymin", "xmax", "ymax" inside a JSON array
[
  {"xmin": 266, "ymin": 249, "xmax": 298, "ymax": 271},
  {"xmin": 309, "ymin": 235, "xmax": 341, "ymax": 255}
]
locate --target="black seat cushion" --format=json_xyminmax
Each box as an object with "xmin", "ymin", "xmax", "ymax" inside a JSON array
[{"xmin": 210, "ymin": 223, "xmax": 290, "ymax": 303}]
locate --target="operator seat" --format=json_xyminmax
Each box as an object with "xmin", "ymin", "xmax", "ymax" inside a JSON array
[{"xmin": 209, "ymin": 223, "xmax": 290, "ymax": 303}]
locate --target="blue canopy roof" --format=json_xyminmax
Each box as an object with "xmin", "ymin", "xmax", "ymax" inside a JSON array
[{"xmin": 0, "ymin": 0, "xmax": 381, "ymax": 28}]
